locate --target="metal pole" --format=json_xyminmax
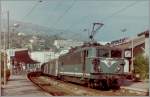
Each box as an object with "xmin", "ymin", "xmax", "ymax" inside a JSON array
[
  {"xmin": 3, "ymin": 20, "xmax": 6, "ymax": 86},
  {"xmin": 149, "ymin": 2, "xmax": 150, "ymax": 95},
  {"xmin": 7, "ymin": 11, "xmax": 9, "ymax": 49},
  {"xmin": 131, "ymin": 37, "xmax": 134, "ymax": 73},
  {"xmin": 0, "ymin": 0, "xmax": 2, "ymax": 95},
  {"xmin": 3, "ymin": 11, "xmax": 9, "ymax": 86},
  {"xmin": 10, "ymin": 28, "xmax": 15, "ymax": 75}
]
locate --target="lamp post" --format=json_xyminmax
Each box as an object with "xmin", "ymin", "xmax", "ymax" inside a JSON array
[
  {"xmin": 0, "ymin": 0, "xmax": 2, "ymax": 94},
  {"xmin": 9, "ymin": 23, "xmax": 19, "ymax": 76},
  {"xmin": 10, "ymin": 23, "xmax": 20, "ymax": 48},
  {"xmin": 131, "ymin": 37, "xmax": 134, "ymax": 73},
  {"xmin": 2, "ymin": 11, "xmax": 10, "ymax": 86}
]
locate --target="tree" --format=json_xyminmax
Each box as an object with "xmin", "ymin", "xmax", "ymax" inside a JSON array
[{"xmin": 134, "ymin": 54, "xmax": 149, "ymax": 79}]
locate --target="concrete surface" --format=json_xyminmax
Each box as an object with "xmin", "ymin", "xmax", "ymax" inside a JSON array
[
  {"xmin": 1, "ymin": 75, "xmax": 51, "ymax": 96},
  {"xmin": 121, "ymin": 79, "xmax": 149, "ymax": 92}
]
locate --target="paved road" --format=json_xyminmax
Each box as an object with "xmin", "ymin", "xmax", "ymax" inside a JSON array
[{"xmin": 1, "ymin": 74, "xmax": 50, "ymax": 96}]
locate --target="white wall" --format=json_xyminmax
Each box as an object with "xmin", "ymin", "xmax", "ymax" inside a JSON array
[
  {"xmin": 31, "ymin": 51, "xmax": 55, "ymax": 65},
  {"xmin": 54, "ymin": 39, "xmax": 83, "ymax": 49}
]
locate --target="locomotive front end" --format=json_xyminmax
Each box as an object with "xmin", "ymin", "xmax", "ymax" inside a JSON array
[
  {"xmin": 91, "ymin": 57, "xmax": 126, "ymax": 79},
  {"xmin": 87, "ymin": 47, "xmax": 127, "ymax": 89}
]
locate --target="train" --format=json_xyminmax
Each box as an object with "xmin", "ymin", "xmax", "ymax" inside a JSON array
[{"xmin": 41, "ymin": 42, "xmax": 131, "ymax": 90}]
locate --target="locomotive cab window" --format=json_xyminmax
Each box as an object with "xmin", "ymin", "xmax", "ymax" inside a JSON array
[
  {"xmin": 111, "ymin": 50, "xmax": 122, "ymax": 58},
  {"xmin": 96, "ymin": 49, "xmax": 109, "ymax": 57}
]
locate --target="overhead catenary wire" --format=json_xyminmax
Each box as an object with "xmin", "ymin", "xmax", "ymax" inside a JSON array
[
  {"xmin": 41, "ymin": 0, "xmax": 76, "ymax": 40},
  {"xmin": 101, "ymin": 1, "xmax": 139, "ymax": 21},
  {"xmin": 30, "ymin": 0, "xmax": 75, "ymax": 40},
  {"xmin": 22, "ymin": 0, "xmax": 43, "ymax": 21},
  {"xmin": 66, "ymin": 1, "xmax": 140, "ymax": 34},
  {"xmin": 63, "ymin": 1, "xmax": 140, "ymax": 41},
  {"xmin": 50, "ymin": 0, "xmax": 75, "ymax": 28},
  {"xmin": 23, "ymin": 0, "xmax": 140, "ymax": 41},
  {"xmin": 42, "ymin": 0, "xmax": 64, "ymax": 27},
  {"xmin": 17, "ymin": 0, "xmax": 141, "ymax": 42},
  {"xmin": 53, "ymin": 0, "xmax": 64, "ymax": 10}
]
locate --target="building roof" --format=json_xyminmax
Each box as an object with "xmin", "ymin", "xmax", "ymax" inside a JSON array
[{"xmin": 13, "ymin": 50, "xmax": 39, "ymax": 64}]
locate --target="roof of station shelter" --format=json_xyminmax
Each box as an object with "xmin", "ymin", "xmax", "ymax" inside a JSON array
[{"xmin": 13, "ymin": 50, "xmax": 39, "ymax": 64}]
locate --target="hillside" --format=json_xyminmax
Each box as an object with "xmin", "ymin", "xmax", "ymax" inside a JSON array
[{"xmin": 1, "ymin": 19, "xmax": 87, "ymax": 40}]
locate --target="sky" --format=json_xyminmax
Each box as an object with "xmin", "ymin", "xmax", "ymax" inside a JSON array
[{"xmin": 1, "ymin": 0, "xmax": 149, "ymax": 42}]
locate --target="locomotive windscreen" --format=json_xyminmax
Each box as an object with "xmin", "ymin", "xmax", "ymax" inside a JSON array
[
  {"xmin": 111, "ymin": 50, "xmax": 122, "ymax": 58},
  {"xmin": 96, "ymin": 48, "xmax": 122, "ymax": 58},
  {"xmin": 96, "ymin": 49, "xmax": 109, "ymax": 57}
]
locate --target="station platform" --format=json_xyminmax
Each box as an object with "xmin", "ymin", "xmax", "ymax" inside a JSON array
[
  {"xmin": 1, "ymin": 74, "xmax": 50, "ymax": 96},
  {"xmin": 121, "ymin": 79, "xmax": 149, "ymax": 93}
]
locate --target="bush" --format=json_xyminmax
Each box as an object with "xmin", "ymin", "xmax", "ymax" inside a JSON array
[{"xmin": 133, "ymin": 54, "xmax": 149, "ymax": 79}]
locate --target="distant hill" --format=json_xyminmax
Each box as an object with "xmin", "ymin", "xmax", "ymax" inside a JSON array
[
  {"xmin": 1, "ymin": 19, "xmax": 88, "ymax": 41},
  {"xmin": 1, "ymin": 19, "xmax": 90, "ymax": 51}
]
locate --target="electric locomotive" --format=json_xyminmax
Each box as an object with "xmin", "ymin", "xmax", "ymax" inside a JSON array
[
  {"xmin": 41, "ymin": 42, "xmax": 130, "ymax": 89},
  {"xmin": 41, "ymin": 23, "xmax": 130, "ymax": 89},
  {"xmin": 57, "ymin": 42, "xmax": 127, "ymax": 89}
]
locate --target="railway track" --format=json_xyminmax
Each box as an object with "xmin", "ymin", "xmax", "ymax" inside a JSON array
[{"xmin": 27, "ymin": 72, "xmax": 149, "ymax": 96}]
